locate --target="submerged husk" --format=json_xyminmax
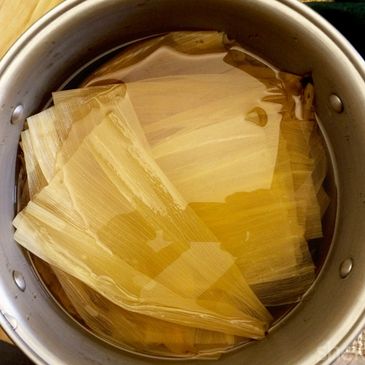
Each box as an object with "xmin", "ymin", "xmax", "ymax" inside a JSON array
[
  {"xmin": 51, "ymin": 79, "xmax": 316, "ymax": 305},
  {"xmin": 83, "ymin": 31, "xmax": 229, "ymax": 86},
  {"xmin": 81, "ymin": 33, "xmax": 327, "ymax": 305},
  {"xmin": 14, "ymin": 31, "xmax": 329, "ymax": 358},
  {"xmin": 21, "ymin": 108, "xmax": 242, "ymax": 358},
  {"xmin": 21, "ymin": 130, "xmax": 47, "ymax": 198},
  {"xmin": 56, "ymin": 270, "xmax": 240, "ymax": 358},
  {"xmin": 0, "ymin": 0, "xmax": 64, "ymax": 59},
  {"xmin": 15, "ymin": 96, "xmax": 272, "ymax": 339}
]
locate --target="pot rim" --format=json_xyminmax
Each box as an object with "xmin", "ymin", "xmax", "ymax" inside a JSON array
[{"xmin": 1, "ymin": 0, "xmax": 365, "ymax": 80}]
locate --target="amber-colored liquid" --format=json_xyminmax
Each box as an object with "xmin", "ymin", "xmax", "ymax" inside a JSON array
[{"xmin": 16, "ymin": 32, "xmax": 336, "ymax": 358}]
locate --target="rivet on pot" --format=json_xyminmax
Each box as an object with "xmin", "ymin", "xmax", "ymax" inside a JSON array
[
  {"xmin": 339, "ymin": 258, "xmax": 353, "ymax": 278},
  {"xmin": 10, "ymin": 104, "xmax": 24, "ymax": 125},
  {"xmin": 13, "ymin": 271, "xmax": 26, "ymax": 291},
  {"xmin": 329, "ymin": 94, "xmax": 344, "ymax": 113}
]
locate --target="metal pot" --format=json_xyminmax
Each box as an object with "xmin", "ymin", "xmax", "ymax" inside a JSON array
[{"xmin": 1, "ymin": 0, "xmax": 365, "ymax": 364}]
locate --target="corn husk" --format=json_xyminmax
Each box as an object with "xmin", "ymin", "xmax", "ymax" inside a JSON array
[
  {"xmin": 14, "ymin": 31, "xmax": 330, "ymax": 357},
  {"xmin": 83, "ymin": 32, "xmax": 228, "ymax": 86},
  {"xmin": 52, "ymin": 79, "xmax": 314, "ymax": 304},
  {"xmin": 58, "ymin": 73, "xmax": 282, "ymax": 197},
  {"xmin": 21, "ymin": 120, "xmax": 241, "ymax": 359},
  {"xmin": 223, "ymin": 49, "xmax": 329, "ymax": 240},
  {"xmin": 31, "ymin": 41, "xmax": 323, "ymax": 307},
  {"xmin": 20, "ymin": 130, "xmax": 47, "ymax": 198},
  {"xmin": 21, "ymin": 84, "xmax": 263, "ymax": 356},
  {"xmin": 83, "ymin": 45, "xmax": 322, "ymax": 305},
  {"xmin": 0, "ymin": 0, "xmax": 63, "ymax": 58},
  {"xmin": 15, "ymin": 98, "xmax": 272, "ymax": 339},
  {"xmin": 84, "ymin": 32, "xmax": 328, "ymax": 240},
  {"xmin": 27, "ymin": 85, "xmax": 134, "ymax": 182},
  {"xmin": 56, "ymin": 270, "xmax": 239, "ymax": 358}
]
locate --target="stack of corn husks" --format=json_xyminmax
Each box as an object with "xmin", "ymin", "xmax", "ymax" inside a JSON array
[
  {"xmin": 0, "ymin": 0, "xmax": 64, "ymax": 59},
  {"xmin": 13, "ymin": 32, "xmax": 328, "ymax": 358}
]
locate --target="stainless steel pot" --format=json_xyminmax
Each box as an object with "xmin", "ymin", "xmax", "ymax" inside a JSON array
[{"xmin": 1, "ymin": 1, "xmax": 365, "ymax": 364}]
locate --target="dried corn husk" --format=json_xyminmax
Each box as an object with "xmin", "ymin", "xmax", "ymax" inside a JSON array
[
  {"xmin": 224, "ymin": 49, "xmax": 329, "ymax": 240},
  {"xmin": 53, "ymin": 78, "xmax": 314, "ymax": 304},
  {"xmin": 0, "ymin": 0, "xmax": 63, "ymax": 58},
  {"xmin": 83, "ymin": 31, "xmax": 228, "ymax": 86},
  {"xmin": 29, "ymin": 81, "xmax": 320, "ymax": 304},
  {"xmin": 27, "ymin": 85, "xmax": 132, "ymax": 182},
  {"xmin": 14, "ymin": 31, "xmax": 330, "ymax": 358},
  {"xmin": 84, "ymin": 32, "xmax": 328, "ymax": 240},
  {"xmin": 21, "ymin": 117, "xmax": 241, "ymax": 359},
  {"xmin": 21, "ymin": 130, "xmax": 47, "ymax": 197},
  {"xmin": 33, "ymin": 35, "xmax": 324, "ymax": 306},
  {"xmin": 79, "ymin": 84, "xmax": 317, "ymax": 305},
  {"xmin": 21, "ymin": 84, "xmax": 265, "ymax": 356},
  {"xmin": 14, "ymin": 100, "xmax": 272, "ymax": 339},
  {"xmin": 58, "ymin": 73, "xmax": 282, "ymax": 197},
  {"xmin": 56, "ymin": 270, "xmax": 239, "ymax": 358}
]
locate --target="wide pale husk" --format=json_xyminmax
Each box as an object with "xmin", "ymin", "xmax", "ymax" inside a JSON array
[
  {"xmin": 57, "ymin": 73, "xmax": 282, "ymax": 198},
  {"xmin": 0, "ymin": 0, "xmax": 63, "ymax": 58},
  {"xmin": 21, "ymin": 130, "xmax": 47, "ymax": 198},
  {"xmin": 51, "ymin": 80, "xmax": 315, "ymax": 305},
  {"xmin": 84, "ymin": 31, "xmax": 328, "ymax": 241},
  {"xmin": 52, "ymin": 79, "xmax": 326, "ymax": 306},
  {"xmin": 43, "ymin": 41, "xmax": 324, "ymax": 306},
  {"xmin": 15, "ymin": 101, "xmax": 271, "ymax": 339},
  {"xmin": 83, "ymin": 31, "xmax": 229, "ymax": 86},
  {"xmin": 21, "ymin": 110, "xmax": 241, "ymax": 359}
]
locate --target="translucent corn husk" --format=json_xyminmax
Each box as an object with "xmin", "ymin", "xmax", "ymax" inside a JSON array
[
  {"xmin": 14, "ymin": 31, "xmax": 330, "ymax": 358},
  {"xmin": 83, "ymin": 31, "xmax": 229, "ymax": 86},
  {"xmin": 20, "ymin": 84, "xmax": 267, "ymax": 357},
  {"xmin": 52, "ymin": 80, "xmax": 314, "ymax": 304},
  {"xmin": 27, "ymin": 85, "xmax": 133, "ymax": 182},
  {"xmin": 59, "ymin": 73, "xmax": 282, "ymax": 197},
  {"xmin": 20, "ymin": 124, "xmax": 241, "ymax": 359},
  {"xmin": 84, "ymin": 31, "xmax": 328, "ymax": 239},
  {"xmin": 15, "ymin": 99, "xmax": 272, "ymax": 339},
  {"xmin": 56, "ymin": 269, "xmax": 240, "ymax": 359},
  {"xmin": 28, "ymin": 32, "xmax": 326, "ymax": 306},
  {"xmin": 20, "ymin": 130, "xmax": 47, "ymax": 198}
]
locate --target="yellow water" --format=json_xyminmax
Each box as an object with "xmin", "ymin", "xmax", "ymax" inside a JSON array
[{"xmin": 21, "ymin": 31, "xmax": 333, "ymax": 359}]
